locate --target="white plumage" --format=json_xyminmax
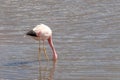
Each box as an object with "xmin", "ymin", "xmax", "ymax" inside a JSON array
[{"xmin": 32, "ymin": 24, "xmax": 52, "ymax": 40}]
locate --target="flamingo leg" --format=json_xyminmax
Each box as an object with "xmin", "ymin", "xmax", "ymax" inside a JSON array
[
  {"xmin": 38, "ymin": 38, "xmax": 41, "ymax": 61},
  {"xmin": 43, "ymin": 41, "xmax": 49, "ymax": 61}
]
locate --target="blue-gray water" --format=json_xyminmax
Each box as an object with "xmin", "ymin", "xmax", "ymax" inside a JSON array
[{"xmin": 0, "ymin": 0, "xmax": 120, "ymax": 80}]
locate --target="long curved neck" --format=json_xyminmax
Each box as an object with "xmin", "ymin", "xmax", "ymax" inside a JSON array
[{"xmin": 48, "ymin": 36, "xmax": 57, "ymax": 60}]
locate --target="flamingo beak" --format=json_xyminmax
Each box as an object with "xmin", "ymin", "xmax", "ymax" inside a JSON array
[{"xmin": 26, "ymin": 30, "xmax": 37, "ymax": 37}]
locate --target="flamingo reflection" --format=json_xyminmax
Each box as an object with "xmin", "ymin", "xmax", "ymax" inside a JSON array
[{"xmin": 38, "ymin": 61, "xmax": 57, "ymax": 80}]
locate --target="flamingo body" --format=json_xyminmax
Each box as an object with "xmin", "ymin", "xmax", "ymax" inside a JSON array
[
  {"xmin": 26, "ymin": 24, "xmax": 57, "ymax": 60},
  {"xmin": 33, "ymin": 24, "xmax": 52, "ymax": 40}
]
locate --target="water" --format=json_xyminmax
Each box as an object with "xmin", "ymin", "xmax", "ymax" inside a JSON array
[{"xmin": 0, "ymin": 0, "xmax": 120, "ymax": 80}]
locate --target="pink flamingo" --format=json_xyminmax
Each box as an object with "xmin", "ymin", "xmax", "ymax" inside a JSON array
[{"xmin": 26, "ymin": 24, "xmax": 57, "ymax": 61}]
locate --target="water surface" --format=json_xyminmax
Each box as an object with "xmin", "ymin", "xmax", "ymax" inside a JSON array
[{"xmin": 0, "ymin": 0, "xmax": 120, "ymax": 80}]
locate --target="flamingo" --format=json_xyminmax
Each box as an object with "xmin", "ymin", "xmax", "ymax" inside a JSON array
[{"xmin": 26, "ymin": 24, "xmax": 57, "ymax": 61}]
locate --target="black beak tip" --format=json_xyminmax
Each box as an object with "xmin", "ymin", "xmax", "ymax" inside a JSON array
[
  {"xmin": 26, "ymin": 30, "xmax": 32, "ymax": 35},
  {"xmin": 26, "ymin": 30, "xmax": 37, "ymax": 37}
]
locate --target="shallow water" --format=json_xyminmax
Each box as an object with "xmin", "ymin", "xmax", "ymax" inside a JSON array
[{"xmin": 0, "ymin": 0, "xmax": 120, "ymax": 80}]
